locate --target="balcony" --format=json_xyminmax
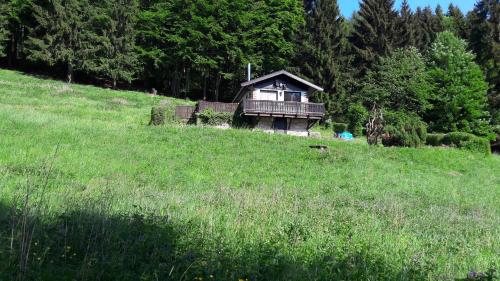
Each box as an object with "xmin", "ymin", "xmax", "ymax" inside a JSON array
[{"xmin": 242, "ymin": 99, "xmax": 325, "ymax": 119}]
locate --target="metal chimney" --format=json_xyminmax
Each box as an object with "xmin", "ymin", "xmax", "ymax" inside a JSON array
[{"xmin": 247, "ymin": 63, "xmax": 251, "ymax": 81}]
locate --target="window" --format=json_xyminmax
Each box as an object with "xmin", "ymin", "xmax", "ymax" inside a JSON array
[
  {"xmin": 284, "ymin": 91, "xmax": 301, "ymax": 102},
  {"xmin": 260, "ymin": 90, "xmax": 278, "ymax": 101}
]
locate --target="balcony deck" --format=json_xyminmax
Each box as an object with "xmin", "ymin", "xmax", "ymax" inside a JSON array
[{"xmin": 242, "ymin": 99, "xmax": 325, "ymax": 119}]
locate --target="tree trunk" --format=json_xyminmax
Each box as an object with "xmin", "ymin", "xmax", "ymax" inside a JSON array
[
  {"xmin": 171, "ymin": 68, "xmax": 179, "ymax": 97},
  {"xmin": 203, "ymin": 73, "xmax": 207, "ymax": 101},
  {"xmin": 185, "ymin": 67, "xmax": 190, "ymax": 100},
  {"xmin": 7, "ymin": 34, "xmax": 15, "ymax": 67},
  {"xmin": 215, "ymin": 73, "xmax": 221, "ymax": 102},
  {"xmin": 67, "ymin": 63, "xmax": 73, "ymax": 84},
  {"xmin": 112, "ymin": 79, "xmax": 117, "ymax": 89}
]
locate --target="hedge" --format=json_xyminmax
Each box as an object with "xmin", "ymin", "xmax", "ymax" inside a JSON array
[
  {"xmin": 149, "ymin": 106, "xmax": 166, "ymax": 126},
  {"xmin": 332, "ymin": 122, "xmax": 348, "ymax": 133},
  {"xmin": 426, "ymin": 133, "xmax": 446, "ymax": 146},
  {"xmin": 427, "ymin": 132, "xmax": 491, "ymax": 155},
  {"xmin": 198, "ymin": 108, "xmax": 233, "ymax": 126},
  {"xmin": 382, "ymin": 112, "xmax": 427, "ymax": 148}
]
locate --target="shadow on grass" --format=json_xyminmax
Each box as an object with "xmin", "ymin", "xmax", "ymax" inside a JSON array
[{"xmin": 0, "ymin": 201, "xmax": 435, "ymax": 281}]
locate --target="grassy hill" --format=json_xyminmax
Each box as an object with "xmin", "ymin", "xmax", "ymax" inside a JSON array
[{"xmin": 0, "ymin": 69, "xmax": 499, "ymax": 280}]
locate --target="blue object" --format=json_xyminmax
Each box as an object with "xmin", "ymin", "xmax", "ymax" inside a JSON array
[{"xmin": 338, "ymin": 131, "xmax": 354, "ymax": 140}]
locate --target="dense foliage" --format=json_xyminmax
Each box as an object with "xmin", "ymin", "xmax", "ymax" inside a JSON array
[
  {"xmin": 0, "ymin": 1, "xmax": 8, "ymax": 56},
  {"xmin": 361, "ymin": 47, "xmax": 431, "ymax": 115},
  {"xmin": 426, "ymin": 32, "xmax": 492, "ymax": 139},
  {"xmin": 382, "ymin": 111, "xmax": 428, "ymax": 148},
  {"xmin": 0, "ymin": 0, "xmax": 498, "ymax": 146},
  {"xmin": 198, "ymin": 108, "xmax": 233, "ymax": 126}
]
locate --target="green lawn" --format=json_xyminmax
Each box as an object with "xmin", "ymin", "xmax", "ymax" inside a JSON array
[{"xmin": 0, "ymin": 69, "xmax": 499, "ymax": 281}]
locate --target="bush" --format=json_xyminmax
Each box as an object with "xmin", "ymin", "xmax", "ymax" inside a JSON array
[
  {"xmin": 332, "ymin": 122, "xmax": 348, "ymax": 133},
  {"xmin": 149, "ymin": 106, "xmax": 166, "ymax": 126},
  {"xmin": 198, "ymin": 108, "xmax": 233, "ymax": 126},
  {"xmin": 443, "ymin": 132, "xmax": 491, "ymax": 155},
  {"xmin": 347, "ymin": 104, "xmax": 368, "ymax": 137},
  {"xmin": 382, "ymin": 112, "xmax": 427, "ymax": 148},
  {"xmin": 426, "ymin": 133, "xmax": 446, "ymax": 146}
]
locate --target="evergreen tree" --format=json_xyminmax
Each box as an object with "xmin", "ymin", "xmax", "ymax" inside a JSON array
[
  {"xmin": 445, "ymin": 4, "xmax": 467, "ymax": 38},
  {"xmin": 426, "ymin": 32, "xmax": 493, "ymax": 138},
  {"xmin": 414, "ymin": 6, "xmax": 447, "ymax": 52},
  {"xmin": 87, "ymin": 0, "xmax": 139, "ymax": 88},
  {"xmin": 467, "ymin": 0, "xmax": 499, "ymax": 127},
  {"xmin": 0, "ymin": 0, "xmax": 9, "ymax": 57},
  {"xmin": 0, "ymin": 0, "xmax": 8, "ymax": 56},
  {"xmin": 350, "ymin": 0, "xmax": 399, "ymax": 73},
  {"xmin": 25, "ymin": 0, "xmax": 91, "ymax": 83},
  {"xmin": 297, "ymin": 0, "xmax": 348, "ymax": 117},
  {"xmin": 433, "ymin": 4, "xmax": 445, "ymax": 32},
  {"xmin": 397, "ymin": 0, "xmax": 416, "ymax": 48}
]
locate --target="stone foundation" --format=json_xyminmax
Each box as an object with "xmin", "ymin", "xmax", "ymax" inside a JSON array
[
  {"xmin": 254, "ymin": 117, "xmax": 275, "ymax": 133},
  {"xmin": 253, "ymin": 117, "xmax": 310, "ymax": 137}
]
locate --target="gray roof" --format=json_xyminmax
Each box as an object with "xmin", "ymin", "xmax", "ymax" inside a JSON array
[{"xmin": 241, "ymin": 70, "xmax": 324, "ymax": 92}]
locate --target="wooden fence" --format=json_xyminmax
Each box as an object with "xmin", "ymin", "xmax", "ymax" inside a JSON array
[
  {"xmin": 175, "ymin": 101, "xmax": 239, "ymax": 120},
  {"xmin": 175, "ymin": 105, "xmax": 196, "ymax": 119},
  {"xmin": 198, "ymin": 101, "xmax": 239, "ymax": 114}
]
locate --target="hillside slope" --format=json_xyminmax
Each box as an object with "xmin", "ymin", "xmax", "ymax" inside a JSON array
[{"xmin": 0, "ymin": 69, "xmax": 499, "ymax": 280}]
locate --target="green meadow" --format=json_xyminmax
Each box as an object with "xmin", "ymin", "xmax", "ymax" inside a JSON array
[{"xmin": 0, "ymin": 69, "xmax": 499, "ymax": 280}]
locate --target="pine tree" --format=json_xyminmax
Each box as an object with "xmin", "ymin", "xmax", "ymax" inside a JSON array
[
  {"xmin": 433, "ymin": 4, "xmax": 445, "ymax": 32},
  {"xmin": 414, "ymin": 6, "xmax": 437, "ymax": 52},
  {"xmin": 468, "ymin": 0, "xmax": 499, "ymax": 126},
  {"xmin": 87, "ymin": 0, "xmax": 139, "ymax": 88},
  {"xmin": 25, "ymin": 0, "xmax": 91, "ymax": 83},
  {"xmin": 350, "ymin": 0, "xmax": 399, "ymax": 73},
  {"xmin": 445, "ymin": 4, "xmax": 467, "ymax": 39},
  {"xmin": 298, "ymin": 0, "xmax": 348, "ymax": 117},
  {"xmin": 397, "ymin": 0, "xmax": 416, "ymax": 48},
  {"xmin": 0, "ymin": 0, "xmax": 8, "ymax": 57}
]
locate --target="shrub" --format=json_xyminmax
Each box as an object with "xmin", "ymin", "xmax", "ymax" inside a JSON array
[
  {"xmin": 426, "ymin": 133, "xmax": 446, "ymax": 146},
  {"xmin": 382, "ymin": 112, "xmax": 427, "ymax": 148},
  {"xmin": 347, "ymin": 104, "xmax": 368, "ymax": 137},
  {"xmin": 443, "ymin": 132, "xmax": 491, "ymax": 155},
  {"xmin": 322, "ymin": 119, "xmax": 333, "ymax": 129},
  {"xmin": 149, "ymin": 106, "xmax": 166, "ymax": 126},
  {"xmin": 332, "ymin": 122, "xmax": 348, "ymax": 133},
  {"xmin": 198, "ymin": 108, "xmax": 233, "ymax": 126}
]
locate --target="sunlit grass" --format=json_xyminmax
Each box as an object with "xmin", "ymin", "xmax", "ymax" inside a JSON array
[{"xmin": 0, "ymin": 69, "xmax": 499, "ymax": 280}]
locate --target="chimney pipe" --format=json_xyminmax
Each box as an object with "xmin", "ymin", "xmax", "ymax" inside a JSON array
[{"xmin": 247, "ymin": 63, "xmax": 251, "ymax": 81}]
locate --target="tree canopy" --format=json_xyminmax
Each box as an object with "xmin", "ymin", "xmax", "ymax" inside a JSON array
[
  {"xmin": 426, "ymin": 32, "xmax": 492, "ymax": 138},
  {"xmin": 0, "ymin": 0, "xmax": 497, "ymax": 142}
]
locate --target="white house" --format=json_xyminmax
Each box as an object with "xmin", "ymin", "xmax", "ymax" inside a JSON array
[{"xmin": 233, "ymin": 70, "xmax": 325, "ymax": 136}]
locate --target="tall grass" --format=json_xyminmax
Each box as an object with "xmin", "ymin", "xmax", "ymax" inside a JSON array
[{"xmin": 0, "ymin": 69, "xmax": 499, "ymax": 280}]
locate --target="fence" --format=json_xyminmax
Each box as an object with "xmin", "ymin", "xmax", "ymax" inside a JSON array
[
  {"xmin": 198, "ymin": 101, "xmax": 239, "ymax": 114},
  {"xmin": 175, "ymin": 105, "xmax": 196, "ymax": 119}
]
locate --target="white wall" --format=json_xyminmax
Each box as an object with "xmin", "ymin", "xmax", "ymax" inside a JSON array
[
  {"xmin": 301, "ymin": 93, "xmax": 309, "ymax": 103},
  {"xmin": 250, "ymin": 89, "xmax": 309, "ymax": 102}
]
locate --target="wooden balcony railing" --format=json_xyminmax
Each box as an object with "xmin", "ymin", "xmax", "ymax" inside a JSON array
[{"xmin": 242, "ymin": 99, "xmax": 325, "ymax": 118}]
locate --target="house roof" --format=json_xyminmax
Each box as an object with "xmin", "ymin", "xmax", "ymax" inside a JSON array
[{"xmin": 241, "ymin": 70, "xmax": 324, "ymax": 92}]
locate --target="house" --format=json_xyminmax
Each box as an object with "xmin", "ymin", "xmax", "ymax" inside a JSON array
[{"xmin": 233, "ymin": 70, "xmax": 325, "ymax": 136}]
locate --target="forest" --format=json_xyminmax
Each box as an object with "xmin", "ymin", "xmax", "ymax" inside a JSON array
[{"xmin": 0, "ymin": 0, "xmax": 498, "ymax": 144}]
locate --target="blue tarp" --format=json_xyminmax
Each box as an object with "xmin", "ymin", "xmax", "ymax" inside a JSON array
[{"xmin": 338, "ymin": 131, "xmax": 354, "ymax": 140}]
